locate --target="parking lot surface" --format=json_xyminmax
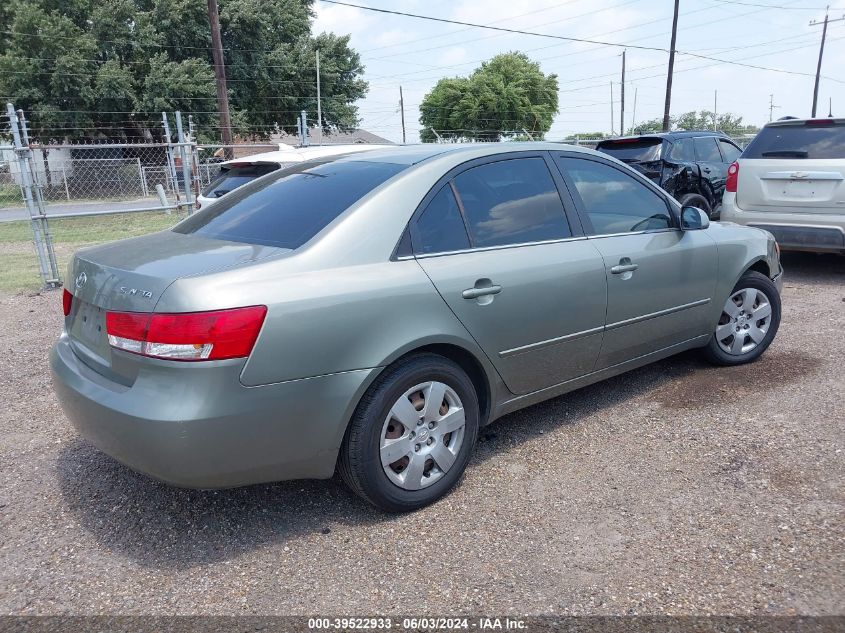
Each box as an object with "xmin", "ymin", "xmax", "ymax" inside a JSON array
[{"xmin": 0, "ymin": 252, "xmax": 842, "ymax": 616}]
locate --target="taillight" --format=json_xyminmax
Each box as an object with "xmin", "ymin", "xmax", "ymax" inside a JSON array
[
  {"xmin": 106, "ymin": 305, "xmax": 267, "ymax": 361},
  {"xmin": 805, "ymin": 119, "xmax": 835, "ymax": 126},
  {"xmin": 726, "ymin": 161, "xmax": 739, "ymax": 193},
  {"xmin": 62, "ymin": 289, "xmax": 73, "ymax": 316}
]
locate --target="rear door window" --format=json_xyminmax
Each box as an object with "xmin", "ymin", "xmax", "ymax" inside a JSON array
[
  {"xmin": 742, "ymin": 122, "xmax": 845, "ymax": 159},
  {"xmin": 414, "ymin": 185, "xmax": 471, "ymax": 254},
  {"xmin": 202, "ymin": 163, "xmax": 281, "ymax": 198},
  {"xmin": 451, "ymin": 157, "xmax": 571, "ymax": 248},
  {"xmin": 596, "ymin": 138, "xmax": 663, "ymax": 162},
  {"xmin": 718, "ymin": 139, "xmax": 741, "ymax": 163},
  {"xmin": 693, "ymin": 137, "xmax": 722, "ymax": 162},
  {"xmin": 176, "ymin": 160, "xmax": 406, "ymax": 249},
  {"xmin": 668, "ymin": 138, "xmax": 695, "ymax": 162}
]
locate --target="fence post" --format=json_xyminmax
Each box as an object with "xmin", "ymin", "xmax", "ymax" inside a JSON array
[
  {"xmin": 61, "ymin": 163, "xmax": 70, "ymax": 200},
  {"xmin": 301, "ymin": 110, "xmax": 309, "ymax": 147},
  {"xmin": 175, "ymin": 111, "xmax": 195, "ymax": 215},
  {"xmin": 136, "ymin": 157, "xmax": 147, "ymax": 197},
  {"xmin": 155, "ymin": 184, "xmax": 170, "ymax": 215},
  {"xmin": 6, "ymin": 104, "xmax": 62, "ymax": 289},
  {"xmin": 161, "ymin": 113, "xmax": 180, "ymax": 201}
]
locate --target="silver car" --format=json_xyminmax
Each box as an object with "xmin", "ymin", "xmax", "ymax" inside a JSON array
[{"xmin": 51, "ymin": 143, "xmax": 783, "ymax": 511}]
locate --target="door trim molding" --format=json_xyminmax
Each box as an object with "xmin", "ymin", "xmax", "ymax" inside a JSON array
[
  {"xmin": 499, "ymin": 325, "xmax": 604, "ymax": 358},
  {"xmin": 497, "ymin": 298, "xmax": 710, "ymax": 359},
  {"xmin": 605, "ymin": 298, "xmax": 711, "ymax": 331}
]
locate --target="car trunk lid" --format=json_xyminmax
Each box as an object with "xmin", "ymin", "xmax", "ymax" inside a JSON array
[
  {"xmin": 736, "ymin": 159, "xmax": 845, "ymax": 214},
  {"xmin": 65, "ymin": 230, "xmax": 285, "ymax": 383}
]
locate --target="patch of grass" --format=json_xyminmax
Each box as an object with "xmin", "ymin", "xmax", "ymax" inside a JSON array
[
  {"xmin": 0, "ymin": 184, "xmax": 21, "ymax": 207},
  {"xmin": 0, "ymin": 210, "xmax": 186, "ymax": 293},
  {"xmin": 0, "ymin": 251, "xmax": 52, "ymax": 294}
]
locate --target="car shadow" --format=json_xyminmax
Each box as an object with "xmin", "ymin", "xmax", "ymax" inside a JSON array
[{"xmin": 779, "ymin": 251, "xmax": 845, "ymax": 286}]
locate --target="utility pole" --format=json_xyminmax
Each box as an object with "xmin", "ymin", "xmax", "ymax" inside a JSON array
[
  {"xmin": 399, "ymin": 86, "xmax": 406, "ymax": 144},
  {"xmin": 207, "ymin": 0, "xmax": 233, "ymax": 158},
  {"xmin": 662, "ymin": 0, "xmax": 680, "ymax": 132},
  {"xmin": 769, "ymin": 94, "xmax": 780, "ymax": 122},
  {"xmin": 610, "ymin": 82, "xmax": 615, "ymax": 136},
  {"xmin": 620, "ymin": 50, "xmax": 626, "ymax": 135},
  {"xmin": 632, "ymin": 86, "xmax": 638, "ymax": 134},
  {"xmin": 810, "ymin": 8, "xmax": 845, "ymax": 117},
  {"xmin": 316, "ymin": 49, "xmax": 322, "ymax": 145},
  {"xmin": 714, "ymin": 90, "xmax": 718, "ymax": 131}
]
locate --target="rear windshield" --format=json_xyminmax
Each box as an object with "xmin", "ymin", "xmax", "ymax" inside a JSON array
[
  {"xmin": 202, "ymin": 163, "xmax": 281, "ymax": 198},
  {"xmin": 176, "ymin": 159, "xmax": 407, "ymax": 249},
  {"xmin": 596, "ymin": 138, "xmax": 663, "ymax": 162},
  {"xmin": 742, "ymin": 122, "xmax": 845, "ymax": 159}
]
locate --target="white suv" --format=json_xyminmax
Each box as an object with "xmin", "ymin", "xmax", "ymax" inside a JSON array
[{"xmin": 721, "ymin": 118, "xmax": 845, "ymax": 254}]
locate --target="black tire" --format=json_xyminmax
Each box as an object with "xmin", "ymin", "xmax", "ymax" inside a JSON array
[
  {"xmin": 679, "ymin": 193, "xmax": 713, "ymax": 219},
  {"xmin": 338, "ymin": 353, "xmax": 479, "ymax": 512},
  {"xmin": 701, "ymin": 270, "xmax": 781, "ymax": 366}
]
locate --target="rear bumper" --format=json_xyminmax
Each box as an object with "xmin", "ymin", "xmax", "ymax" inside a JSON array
[
  {"xmin": 50, "ymin": 335, "xmax": 377, "ymax": 488},
  {"xmin": 721, "ymin": 193, "xmax": 845, "ymax": 254}
]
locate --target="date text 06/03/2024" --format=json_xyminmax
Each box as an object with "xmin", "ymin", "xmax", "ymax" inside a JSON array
[{"xmin": 306, "ymin": 617, "xmax": 528, "ymax": 630}]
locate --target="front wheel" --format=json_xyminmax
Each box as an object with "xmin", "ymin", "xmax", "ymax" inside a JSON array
[
  {"xmin": 338, "ymin": 353, "xmax": 479, "ymax": 512},
  {"xmin": 701, "ymin": 270, "xmax": 781, "ymax": 366}
]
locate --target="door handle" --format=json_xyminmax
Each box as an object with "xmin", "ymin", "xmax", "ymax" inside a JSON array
[
  {"xmin": 610, "ymin": 263, "xmax": 639, "ymax": 274},
  {"xmin": 462, "ymin": 284, "xmax": 502, "ymax": 299}
]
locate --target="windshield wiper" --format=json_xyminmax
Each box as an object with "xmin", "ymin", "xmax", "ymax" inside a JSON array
[{"xmin": 761, "ymin": 149, "xmax": 809, "ymax": 158}]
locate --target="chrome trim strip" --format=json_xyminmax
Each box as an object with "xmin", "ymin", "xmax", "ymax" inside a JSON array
[
  {"xmin": 499, "ymin": 325, "xmax": 604, "ymax": 358},
  {"xmin": 409, "ymin": 235, "xmax": 589, "ymax": 260},
  {"xmin": 747, "ymin": 222, "xmax": 845, "ymax": 235},
  {"xmin": 497, "ymin": 298, "xmax": 710, "ymax": 358},
  {"xmin": 605, "ymin": 298, "xmax": 711, "ymax": 331},
  {"xmin": 587, "ymin": 228, "xmax": 679, "ymax": 239}
]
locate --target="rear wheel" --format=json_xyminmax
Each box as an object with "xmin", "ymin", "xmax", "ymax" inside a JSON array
[
  {"xmin": 679, "ymin": 193, "xmax": 712, "ymax": 219},
  {"xmin": 339, "ymin": 353, "xmax": 479, "ymax": 512},
  {"xmin": 701, "ymin": 271, "xmax": 781, "ymax": 366}
]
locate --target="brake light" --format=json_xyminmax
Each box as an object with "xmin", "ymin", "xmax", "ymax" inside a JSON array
[
  {"xmin": 726, "ymin": 161, "xmax": 739, "ymax": 193},
  {"xmin": 62, "ymin": 289, "xmax": 73, "ymax": 316},
  {"xmin": 106, "ymin": 305, "xmax": 267, "ymax": 361},
  {"xmin": 805, "ymin": 119, "xmax": 835, "ymax": 126}
]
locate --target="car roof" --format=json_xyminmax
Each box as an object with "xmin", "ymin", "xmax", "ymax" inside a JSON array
[
  {"xmin": 599, "ymin": 130, "xmax": 729, "ymax": 143},
  {"xmin": 329, "ymin": 141, "xmax": 598, "ymax": 166},
  {"xmin": 220, "ymin": 144, "xmax": 392, "ymax": 167},
  {"xmin": 764, "ymin": 117, "xmax": 845, "ymax": 128}
]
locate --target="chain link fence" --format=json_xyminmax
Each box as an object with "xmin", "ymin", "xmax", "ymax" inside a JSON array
[{"xmin": 0, "ymin": 103, "xmax": 300, "ymax": 291}]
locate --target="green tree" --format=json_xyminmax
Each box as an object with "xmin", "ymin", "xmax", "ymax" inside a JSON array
[
  {"xmin": 420, "ymin": 52, "xmax": 558, "ymax": 142},
  {"xmin": 0, "ymin": 0, "xmax": 368, "ymax": 142},
  {"xmin": 630, "ymin": 111, "xmax": 759, "ymax": 136}
]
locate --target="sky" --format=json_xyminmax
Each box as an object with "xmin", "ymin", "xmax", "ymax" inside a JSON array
[{"xmin": 311, "ymin": 0, "xmax": 845, "ymax": 143}]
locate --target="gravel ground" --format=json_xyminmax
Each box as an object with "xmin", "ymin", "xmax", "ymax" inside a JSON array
[{"xmin": 0, "ymin": 252, "xmax": 842, "ymax": 616}]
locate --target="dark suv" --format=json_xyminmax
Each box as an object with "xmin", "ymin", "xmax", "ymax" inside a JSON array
[{"xmin": 595, "ymin": 131, "xmax": 742, "ymax": 218}]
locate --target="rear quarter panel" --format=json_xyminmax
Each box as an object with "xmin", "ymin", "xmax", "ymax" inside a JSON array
[{"xmin": 158, "ymin": 255, "xmax": 503, "ymax": 394}]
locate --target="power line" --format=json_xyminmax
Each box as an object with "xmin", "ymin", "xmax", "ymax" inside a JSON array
[
  {"xmin": 320, "ymin": 0, "xmax": 840, "ymax": 82},
  {"xmin": 709, "ymin": 0, "xmax": 844, "ymax": 10}
]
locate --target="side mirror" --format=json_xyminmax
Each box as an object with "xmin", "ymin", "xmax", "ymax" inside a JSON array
[{"xmin": 681, "ymin": 206, "xmax": 710, "ymax": 230}]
